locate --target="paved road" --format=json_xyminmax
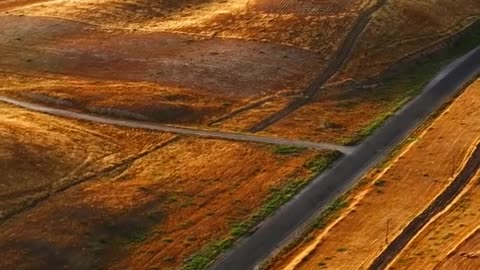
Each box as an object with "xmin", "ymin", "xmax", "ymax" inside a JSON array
[
  {"xmin": 0, "ymin": 96, "xmax": 353, "ymax": 154},
  {"xmin": 209, "ymin": 46, "xmax": 480, "ymax": 270}
]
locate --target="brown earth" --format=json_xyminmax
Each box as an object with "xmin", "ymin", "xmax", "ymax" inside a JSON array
[
  {"xmin": 267, "ymin": 80, "xmax": 480, "ymax": 270},
  {"xmin": 0, "ymin": 15, "xmax": 321, "ymax": 97},
  {"xmin": 388, "ymin": 170, "xmax": 480, "ymax": 269}
]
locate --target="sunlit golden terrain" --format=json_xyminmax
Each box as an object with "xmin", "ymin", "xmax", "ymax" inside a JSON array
[{"xmin": 0, "ymin": 0, "xmax": 479, "ymax": 269}]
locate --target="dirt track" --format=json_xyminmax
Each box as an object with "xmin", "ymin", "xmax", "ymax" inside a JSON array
[
  {"xmin": 369, "ymin": 143, "xmax": 480, "ymax": 269},
  {"xmin": 248, "ymin": 0, "xmax": 388, "ymax": 132},
  {"xmin": 388, "ymin": 169, "xmax": 480, "ymax": 269},
  {"xmin": 0, "ymin": 96, "xmax": 353, "ymax": 153},
  {"xmin": 0, "ymin": 124, "xmax": 323, "ymax": 270}
]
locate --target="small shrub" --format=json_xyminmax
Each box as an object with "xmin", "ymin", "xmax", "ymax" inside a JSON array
[
  {"xmin": 304, "ymin": 151, "xmax": 342, "ymax": 174},
  {"xmin": 374, "ymin": 179, "xmax": 387, "ymax": 187},
  {"xmin": 318, "ymin": 261, "xmax": 327, "ymax": 267}
]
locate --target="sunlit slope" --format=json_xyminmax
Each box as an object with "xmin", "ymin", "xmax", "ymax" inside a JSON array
[
  {"xmin": 0, "ymin": 102, "xmax": 174, "ymax": 219},
  {"xmin": 6, "ymin": 0, "xmax": 371, "ymax": 54}
]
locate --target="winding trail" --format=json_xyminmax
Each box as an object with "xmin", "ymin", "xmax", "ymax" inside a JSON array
[
  {"xmin": 249, "ymin": 0, "xmax": 388, "ymax": 132},
  {"xmin": 0, "ymin": 96, "xmax": 353, "ymax": 154}
]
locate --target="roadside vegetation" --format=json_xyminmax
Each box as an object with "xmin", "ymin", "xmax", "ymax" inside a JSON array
[
  {"xmin": 271, "ymin": 146, "xmax": 306, "ymax": 155},
  {"xmin": 182, "ymin": 150, "xmax": 341, "ymax": 270}
]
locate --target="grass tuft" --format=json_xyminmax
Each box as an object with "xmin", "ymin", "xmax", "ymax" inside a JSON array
[
  {"xmin": 271, "ymin": 145, "xmax": 306, "ymax": 155},
  {"xmin": 313, "ymin": 197, "xmax": 349, "ymax": 229}
]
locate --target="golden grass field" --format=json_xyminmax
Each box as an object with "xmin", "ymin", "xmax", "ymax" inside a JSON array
[
  {"xmin": 389, "ymin": 170, "xmax": 480, "ymax": 269},
  {"xmin": 0, "ymin": 104, "xmax": 331, "ymax": 269},
  {"xmin": 0, "ymin": 0, "xmax": 478, "ymax": 135},
  {"xmin": 337, "ymin": 0, "xmax": 480, "ymax": 81},
  {"xmin": 0, "ymin": 102, "xmax": 175, "ymax": 220},
  {"xmin": 1, "ymin": 1, "xmax": 480, "ymax": 269}
]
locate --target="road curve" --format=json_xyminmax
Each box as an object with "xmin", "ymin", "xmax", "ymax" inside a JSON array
[
  {"xmin": 208, "ymin": 46, "xmax": 480, "ymax": 270},
  {"xmin": 0, "ymin": 96, "xmax": 353, "ymax": 154}
]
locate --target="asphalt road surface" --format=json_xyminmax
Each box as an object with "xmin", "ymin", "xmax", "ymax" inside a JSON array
[{"xmin": 208, "ymin": 46, "xmax": 480, "ymax": 270}]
